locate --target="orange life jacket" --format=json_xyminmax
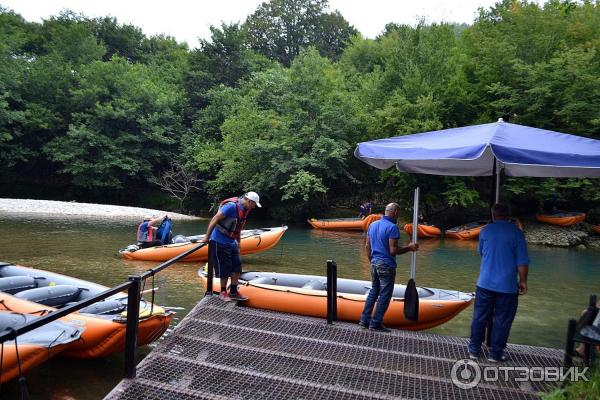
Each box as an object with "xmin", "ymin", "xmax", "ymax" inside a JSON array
[{"xmin": 216, "ymin": 197, "xmax": 251, "ymax": 240}]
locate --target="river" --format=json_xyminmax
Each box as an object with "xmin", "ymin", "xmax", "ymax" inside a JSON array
[{"xmin": 0, "ymin": 215, "xmax": 598, "ymax": 399}]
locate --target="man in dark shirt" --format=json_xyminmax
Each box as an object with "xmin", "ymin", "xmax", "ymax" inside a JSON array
[{"xmin": 468, "ymin": 203, "xmax": 529, "ymax": 362}]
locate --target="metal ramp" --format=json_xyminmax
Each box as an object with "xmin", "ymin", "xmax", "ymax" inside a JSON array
[{"xmin": 105, "ymin": 296, "xmax": 563, "ymax": 399}]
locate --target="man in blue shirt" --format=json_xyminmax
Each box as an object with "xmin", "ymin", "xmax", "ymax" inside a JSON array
[
  {"xmin": 202, "ymin": 192, "xmax": 261, "ymax": 301},
  {"xmin": 469, "ymin": 203, "xmax": 529, "ymax": 362},
  {"xmin": 359, "ymin": 202, "xmax": 418, "ymax": 332}
]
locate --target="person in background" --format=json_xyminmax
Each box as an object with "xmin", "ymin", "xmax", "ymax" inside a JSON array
[
  {"xmin": 137, "ymin": 214, "xmax": 169, "ymax": 248},
  {"xmin": 468, "ymin": 203, "xmax": 529, "ymax": 362},
  {"xmin": 359, "ymin": 202, "xmax": 418, "ymax": 332},
  {"xmin": 542, "ymin": 193, "xmax": 559, "ymax": 215},
  {"xmin": 202, "ymin": 192, "xmax": 261, "ymax": 301},
  {"xmin": 358, "ymin": 200, "xmax": 374, "ymax": 218}
]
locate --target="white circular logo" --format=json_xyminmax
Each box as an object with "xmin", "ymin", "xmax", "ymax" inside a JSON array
[{"xmin": 451, "ymin": 359, "xmax": 482, "ymax": 389}]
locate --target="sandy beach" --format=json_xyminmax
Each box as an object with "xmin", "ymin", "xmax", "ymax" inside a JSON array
[{"xmin": 0, "ymin": 198, "xmax": 201, "ymax": 220}]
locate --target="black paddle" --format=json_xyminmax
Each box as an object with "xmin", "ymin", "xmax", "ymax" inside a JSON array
[{"xmin": 404, "ymin": 187, "xmax": 419, "ymax": 321}]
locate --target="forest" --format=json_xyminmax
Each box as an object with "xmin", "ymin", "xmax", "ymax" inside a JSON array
[{"xmin": 1, "ymin": 0, "xmax": 600, "ymax": 221}]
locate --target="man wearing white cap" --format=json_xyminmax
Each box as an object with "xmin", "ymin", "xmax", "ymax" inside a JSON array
[{"xmin": 202, "ymin": 192, "xmax": 261, "ymax": 301}]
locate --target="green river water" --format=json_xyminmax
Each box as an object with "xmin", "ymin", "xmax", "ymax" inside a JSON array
[{"xmin": 0, "ymin": 214, "xmax": 598, "ymax": 399}]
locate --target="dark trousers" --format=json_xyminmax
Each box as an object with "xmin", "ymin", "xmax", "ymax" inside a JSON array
[
  {"xmin": 469, "ymin": 286, "xmax": 518, "ymax": 359},
  {"xmin": 138, "ymin": 240, "xmax": 163, "ymax": 249}
]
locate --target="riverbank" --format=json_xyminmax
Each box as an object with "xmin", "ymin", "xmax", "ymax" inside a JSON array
[
  {"xmin": 0, "ymin": 198, "xmax": 202, "ymax": 220},
  {"xmin": 523, "ymin": 221, "xmax": 600, "ymax": 248}
]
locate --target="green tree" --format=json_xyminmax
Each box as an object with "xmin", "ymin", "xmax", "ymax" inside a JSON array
[
  {"xmin": 44, "ymin": 57, "xmax": 183, "ymax": 189},
  {"xmin": 185, "ymin": 23, "xmax": 272, "ymax": 114},
  {"xmin": 91, "ymin": 16, "xmax": 146, "ymax": 62},
  {"xmin": 0, "ymin": 8, "xmax": 30, "ymax": 168},
  {"xmin": 244, "ymin": 0, "xmax": 357, "ymax": 66},
  {"xmin": 190, "ymin": 49, "xmax": 361, "ymax": 211}
]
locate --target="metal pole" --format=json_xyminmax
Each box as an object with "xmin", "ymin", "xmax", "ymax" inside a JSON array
[
  {"xmin": 332, "ymin": 261, "xmax": 338, "ymax": 320},
  {"xmin": 124, "ymin": 275, "xmax": 142, "ymax": 379},
  {"xmin": 582, "ymin": 294, "xmax": 597, "ymax": 365},
  {"xmin": 410, "ymin": 188, "xmax": 419, "ymax": 280},
  {"xmin": 589, "ymin": 294, "xmax": 597, "ymax": 308},
  {"xmin": 490, "ymin": 158, "xmax": 497, "ymax": 212},
  {"xmin": 495, "ymin": 162, "xmax": 501, "ymax": 204},
  {"xmin": 205, "ymin": 242, "xmax": 214, "ymax": 297},
  {"xmin": 564, "ymin": 318, "xmax": 576, "ymax": 368},
  {"xmin": 327, "ymin": 260, "xmax": 337, "ymax": 324}
]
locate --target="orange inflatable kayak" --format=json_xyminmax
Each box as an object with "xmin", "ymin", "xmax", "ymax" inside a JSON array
[
  {"xmin": 120, "ymin": 226, "xmax": 287, "ymax": 262},
  {"xmin": 308, "ymin": 214, "xmax": 382, "ymax": 231},
  {"xmin": 0, "ymin": 311, "xmax": 83, "ymax": 384},
  {"xmin": 199, "ymin": 271, "xmax": 474, "ymax": 331},
  {"xmin": 536, "ymin": 212, "xmax": 586, "ymax": 227},
  {"xmin": 445, "ymin": 221, "xmax": 488, "ymax": 240},
  {"xmin": 593, "ymin": 225, "xmax": 600, "ymax": 235},
  {"xmin": 0, "ymin": 263, "xmax": 173, "ymax": 358},
  {"xmin": 403, "ymin": 223, "xmax": 442, "ymax": 238}
]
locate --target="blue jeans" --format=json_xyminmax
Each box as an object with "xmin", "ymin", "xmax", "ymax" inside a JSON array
[
  {"xmin": 469, "ymin": 286, "xmax": 518, "ymax": 359},
  {"xmin": 360, "ymin": 261, "xmax": 396, "ymax": 328}
]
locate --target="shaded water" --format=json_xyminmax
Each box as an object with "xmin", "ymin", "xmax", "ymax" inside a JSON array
[{"xmin": 0, "ymin": 214, "xmax": 598, "ymax": 399}]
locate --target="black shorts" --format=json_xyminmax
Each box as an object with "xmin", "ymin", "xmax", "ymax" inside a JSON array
[
  {"xmin": 138, "ymin": 240, "xmax": 163, "ymax": 249},
  {"xmin": 208, "ymin": 240, "xmax": 242, "ymax": 278}
]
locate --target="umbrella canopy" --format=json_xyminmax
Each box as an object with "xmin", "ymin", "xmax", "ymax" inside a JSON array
[{"xmin": 354, "ymin": 119, "xmax": 600, "ymax": 178}]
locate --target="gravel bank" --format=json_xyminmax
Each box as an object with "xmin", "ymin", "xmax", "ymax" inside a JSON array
[
  {"xmin": 0, "ymin": 198, "xmax": 201, "ymax": 220},
  {"xmin": 523, "ymin": 220, "xmax": 600, "ymax": 248}
]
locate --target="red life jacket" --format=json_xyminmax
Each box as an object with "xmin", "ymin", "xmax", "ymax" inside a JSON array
[{"xmin": 216, "ymin": 197, "xmax": 251, "ymax": 240}]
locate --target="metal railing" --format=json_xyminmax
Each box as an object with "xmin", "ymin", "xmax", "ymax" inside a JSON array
[
  {"xmin": 564, "ymin": 294, "xmax": 598, "ymax": 368},
  {"xmin": 0, "ymin": 241, "xmax": 207, "ymax": 382}
]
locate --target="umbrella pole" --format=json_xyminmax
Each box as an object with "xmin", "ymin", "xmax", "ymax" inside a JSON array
[
  {"xmin": 410, "ymin": 187, "xmax": 419, "ymax": 279},
  {"xmin": 404, "ymin": 187, "xmax": 420, "ymax": 321},
  {"xmin": 490, "ymin": 158, "xmax": 501, "ymax": 212},
  {"xmin": 495, "ymin": 163, "xmax": 501, "ymax": 204}
]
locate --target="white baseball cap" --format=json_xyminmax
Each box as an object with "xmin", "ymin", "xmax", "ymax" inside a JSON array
[
  {"xmin": 245, "ymin": 191, "xmax": 262, "ymax": 207},
  {"xmin": 143, "ymin": 215, "xmax": 153, "ymax": 221}
]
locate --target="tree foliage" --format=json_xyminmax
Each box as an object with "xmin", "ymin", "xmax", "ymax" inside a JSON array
[
  {"xmin": 244, "ymin": 0, "xmax": 357, "ymax": 66},
  {"xmin": 2, "ymin": 1, "xmax": 600, "ymax": 217}
]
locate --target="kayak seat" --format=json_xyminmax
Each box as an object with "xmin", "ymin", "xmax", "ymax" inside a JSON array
[
  {"xmin": 302, "ymin": 280, "xmax": 326, "ymax": 291},
  {"xmin": 172, "ymin": 235, "xmax": 188, "ymax": 244},
  {"xmin": 79, "ymin": 300, "xmax": 125, "ymax": 315},
  {"xmin": 249, "ymin": 277, "xmax": 277, "ymax": 285},
  {"xmin": 0, "ymin": 312, "xmax": 29, "ymax": 331},
  {"xmin": 0, "ymin": 276, "xmax": 38, "ymax": 294},
  {"xmin": 14, "ymin": 285, "xmax": 82, "ymax": 307}
]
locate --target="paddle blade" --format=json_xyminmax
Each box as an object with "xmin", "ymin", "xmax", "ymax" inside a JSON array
[{"xmin": 404, "ymin": 278, "xmax": 419, "ymax": 321}]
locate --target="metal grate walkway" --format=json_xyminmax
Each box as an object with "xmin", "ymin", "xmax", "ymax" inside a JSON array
[{"xmin": 105, "ymin": 296, "xmax": 564, "ymax": 399}]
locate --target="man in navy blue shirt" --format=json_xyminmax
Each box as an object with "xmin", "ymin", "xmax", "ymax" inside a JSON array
[
  {"xmin": 359, "ymin": 202, "xmax": 418, "ymax": 332},
  {"xmin": 468, "ymin": 203, "xmax": 529, "ymax": 362}
]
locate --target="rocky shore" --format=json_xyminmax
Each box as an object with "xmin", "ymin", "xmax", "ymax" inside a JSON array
[
  {"xmin": 523, "ymin": 221, "xmax": 600, "ymax": 248},
  {"xmin": 0, "ymin": 198, "xmax": 201, "ymax": 220}
]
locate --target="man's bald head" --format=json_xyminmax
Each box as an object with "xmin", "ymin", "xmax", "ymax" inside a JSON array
[{"xmin": 385, "ymin": 203, "xmax": 400, "ymax": 217}]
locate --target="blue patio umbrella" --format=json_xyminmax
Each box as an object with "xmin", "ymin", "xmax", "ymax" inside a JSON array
[
  {"xmin": 354, "ymin": 118, "xmax": 600, "ymax": 201},
  {"xmin": 355, "ymin": 118, "xmax": 600, "ymax": 320}
]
